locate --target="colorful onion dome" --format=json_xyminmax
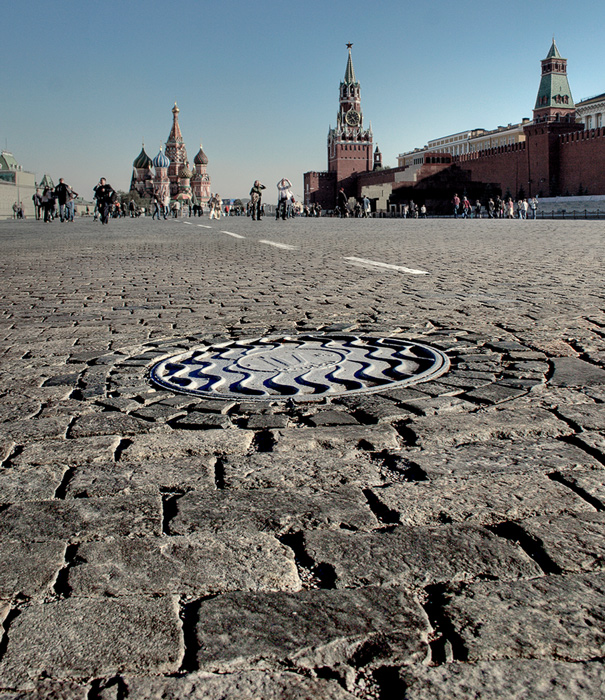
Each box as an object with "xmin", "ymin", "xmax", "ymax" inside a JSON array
[
  {"xmin": 179, "ymin": 164, "xmax": 193, "ymax": 179},
  {"xmin": 153, "ymin": 148, "xmax": 170, "ymax": 169},
  {"xmin": 194, "ymin": 144, "xmax": 208, "ymax": 165},
  {"xmin": 133, "ymin": 145, "xmax": 152, "ymax": 169}
]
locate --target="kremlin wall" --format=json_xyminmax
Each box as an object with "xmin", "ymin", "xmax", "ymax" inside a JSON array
[{"xmin": 304, "ymin": 41, "xmax": 605, "ymax": 215}]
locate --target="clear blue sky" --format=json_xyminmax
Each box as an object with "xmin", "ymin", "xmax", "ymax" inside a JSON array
[{"xmin": 2, "ymin": 0, "xmax": 604, "ymax": 203}]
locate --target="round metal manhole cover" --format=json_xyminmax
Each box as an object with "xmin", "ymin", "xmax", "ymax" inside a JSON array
[{"xmin": 149, "ymin": 334, "xmax": 450, "ymax": 401}]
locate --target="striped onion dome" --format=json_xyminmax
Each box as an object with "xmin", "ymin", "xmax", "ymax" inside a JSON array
[
  {"xmin": 133, "ymin": 145, "xmax": 152, "ymax": 169},
  {"xmin": 153, "ymin": 149, "xmax": 170, "ymax": 169}
]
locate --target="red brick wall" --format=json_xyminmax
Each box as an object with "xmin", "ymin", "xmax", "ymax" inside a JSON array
[{"xmin": 558, "ymin": 128, "xmax": 605, "ymax": 195}]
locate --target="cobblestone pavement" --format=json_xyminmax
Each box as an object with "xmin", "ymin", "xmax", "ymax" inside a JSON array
[{"xmin": 0, "ymin": 215, "xmax": 604, "ymax": 698}]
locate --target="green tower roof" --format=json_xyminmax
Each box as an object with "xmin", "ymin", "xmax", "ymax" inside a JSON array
[{"xmin": 546, "ymin": 38, "xmax": 561, "ymax": 59}]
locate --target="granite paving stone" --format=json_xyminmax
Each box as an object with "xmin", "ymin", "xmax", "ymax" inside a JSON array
[
  {"xmin": 556, "ymin": 469, "xmax": 605, "ymax": 507},
  {"xmin": 444, "ymin": 572, "xmax": 605, "ymax": 662},
  {"xmin": 63, "ymin": 457, "xmax": 215, "ymax": 497},
  {"xmin": 270, "ymin": 424, "xmax": 401, "ymax": 453},
  {"xmin": 400, "ymin": 660, "xmax": 605, "ymax": 699},
  {"xmin": 0, "ymin": 493, "xmax": 162, "ymax": 542},
  {"xmin": 303, "ymin": 523, "xmax": 541, "ymax": 588},
  {"xmin": 220, "ymin": 453, "xmax": 386, "ymax": 490},
  {"xmin": 170, "ymin": 486, "xmax": 379, "ymax": 536},
  {"xmin": 69, "ymin": 532, "xmax": 301, "ymax": 597},
  {"xmin": 120, "ymin": 427, "xmax": 254, "ymax": 459},
  {"xmin": 0, "ymin": 540, "xmax": 66, "ymax": 600},
  {"xmin": 0, "ymin": 596, "xmax": 183, "ymax": 688},
  {"xmin": 369, "ymin": 473, "xmax": 594, "ymax": 527},
  {"xmin": 192, "ymin": 587, "xmax": 430, "ymax": 672},
  {"xmin": 68, "ymin": 412, "xmax": 152, "ymax": 438},
  {"xmin": 550, "ymin": 357, "xmax": 605, "ymax": 387},
  {"xmin": 408, "ymin": 406, "xmax": 573, "ymax": 447},
  {"xmin": 555, "ymin": 402, "xmax": 605, "ymax": 431},
  {"xmin": 112, "ymin": 671, "xmax": 358, "ymax": 700},
  {"xmin": 410, "ymin": 439, "xmax": 604, "ymax": 479},
  {"xmin": 8, "ymin": 435, "xmax": 120, "ymax": 468},
  {"xmin": 517, "ymin": 511, "xmax": 605, "ymax": 573}
]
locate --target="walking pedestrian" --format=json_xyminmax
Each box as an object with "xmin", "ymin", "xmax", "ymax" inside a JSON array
[
  {"xmin": 93, "ymin": 178, "xmax": 116, "ymax": 225},
  {"xmin": 529, "ymin": 196, "xmax": 538, "ymax": 219},
  {"xmin": 337, "ymin": 187, "xmax": 348, "ymax": 218},
  {"xmin": 277, "ymin": 178, "xmax": 293, "ymax": 220},
  {"xmin": 54, "ymin": 178, "xmax": 74, "ymax": 222},
  {"xmin": 65, "ymin": 187, "xmax": 78, "ymax": 222},
  {"xmin": 32, "ymin": 189, "xmax": 42, "ymax": 220},
  {"xmin": 249, "ymin": 180, "xmax": 266, "ymax": 221}
]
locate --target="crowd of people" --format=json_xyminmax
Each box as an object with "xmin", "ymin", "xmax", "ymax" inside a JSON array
[
  {"xmin": 452, "ymin": 193, "xmax": 539, "ymax": 219},
  {"xmin": 12, "ymin": 177, "xmax": 542, "ymax": 224}
]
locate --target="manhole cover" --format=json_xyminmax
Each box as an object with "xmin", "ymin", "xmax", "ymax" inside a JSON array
[{"xmin": 149, "ymin": 334, "xmax": 449, "ymax": 401}]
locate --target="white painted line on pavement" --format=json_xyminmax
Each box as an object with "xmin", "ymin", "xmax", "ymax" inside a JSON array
[
  {"xmin": 344, "ymin": 256, "xmax": 429, "ymax": 275},
  {"xmin": 259, "ymin": 239, "xmax": 298, "ymax": 250},
  {"xmin": 220, "ymin": 230, "xmax": 246, "ymax": 239},
  {"xmin": 197, "ymin": 224, "xmax": 213, "ymax": 229},
  {"xmin": 182, "ymin": 221, "xmax": 193, "ymax": 225}
]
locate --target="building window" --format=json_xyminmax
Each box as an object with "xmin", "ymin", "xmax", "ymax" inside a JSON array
[
  {"xmin": 597, "ymin": 114, "xmax": 603, "ymax": 128},
  {"xmin": 586, "ymin": 116, "xmax": 593, "ymax": 129}
]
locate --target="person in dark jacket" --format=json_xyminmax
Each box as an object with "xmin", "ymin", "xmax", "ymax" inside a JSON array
[
  {"xmin": 93, "ymin": 178, "xmax": 116, "ymax": 225},
  {"xmin": 54, "ymin": 178, "xmax": 74, "ymax": 222},
  {"xmin": 249, "ymin": 180, "xmax": 266, "ymax": 220}
]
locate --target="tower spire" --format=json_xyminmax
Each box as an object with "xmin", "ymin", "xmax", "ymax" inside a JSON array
[
  {"xmin": 344, "ymin": 43, "xmax": 356, "ymax": 84},
  {"xmin": 533, "ymin": 39, "xmax": 575, "ymax": 123}
]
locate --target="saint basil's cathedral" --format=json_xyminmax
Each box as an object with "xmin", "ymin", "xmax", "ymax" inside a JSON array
[{"xmin": 129, "ymin": 103, "xmax": 211, "ymax": 205}]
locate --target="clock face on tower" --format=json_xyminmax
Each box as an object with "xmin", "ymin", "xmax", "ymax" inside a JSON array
[{"xmin": 345, "ymin": 109, "xmax": 360, "ymax": 126}]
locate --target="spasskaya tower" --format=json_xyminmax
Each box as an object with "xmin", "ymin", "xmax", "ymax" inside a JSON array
[
  {"xmin": 304, "ymin": 44, "xmax": 374, "ymax": 209},
  {"xmin": 328, "ymin": 43, "xmax": 373, "ymax": 183}
]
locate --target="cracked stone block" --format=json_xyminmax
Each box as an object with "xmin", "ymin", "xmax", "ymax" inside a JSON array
[
  {"xmin": 550, "ymin": 357, "xmax": 605, "ymax": 387},
  {"xmin": 0, "ymin": 540, "xmax": 66, "ymax": 600},
  {"xmin": 69, "ymin": 532, "xmax": 301, "ymax": 597},
  {"xmin": 556, "ymin": 403, "xmax": 605, "ymax": 431},
  {"xmin": 116, "ymin": 670, "xmax": 357, "ymax": 700},
  {"xmin": 0, "ymin": 596, "xmax": 183, "ymax": 688},
  {"xmin": 64, "ymin": 457, "xmax": 215, "ymax": 497},
  {"xmin": 444, "ymin": 572, "xmax": 605, "ymax": 662},
  {"xmin": 307, "ymin": 410, "xmax": 360, "ymax": 427},
  {"xmin": 370, "ymin": 473, "xmax": 594, "ymax": 527},
  {"xmin": 170, "ymin": 413, "xmax": 231, "ymax": 430},
  {"xmin": 409, "ymin": 407, "xmax": 572, "ymax": 448},
  {"xmin": 557, "ymin": 470, "xmax": 605, "ymax": 507},
  {"xmin": 0, "ymin": 465, "xmax": 67, "ymax": 502},
  {"xmin": 573, "ymin": 430, "xmax": 605, "ymax": 459},
  {"xmin": 69, "ymin": 413, "xmax": 151, "ymax": 438},
  {"xmin": 193, "ymin": 587, "xmax": 430, "ymax": 672},
  {"xmin": 0, "ymin": 679, "xmax": 91, "ymax": 698},
  {"xmin": 304, "ymin": 524, "xmax": 541, "ymax": 588},
  {"xmin": 129, "ymin": 403, "xmax": 188, "ymax": 422},
  {"xmin": 0, "ymin": 493, "xmax": 162, "ymax": 543},
  {"xmin": 11, "ymin": 436, "xmax": 120, "ymax": 468},
  {"xmin": 412, "ymin": 439, "xmax": 603, "ymax": 479},
  {"xmin": 271, "ymin": 425, "xmax": 401, "ymax": 453},
  {"xmin": 170, "ymin": 486, "xmax": 379, "ymax": 536},
  {"xmin": 334, "ymin": 395, "xmax": 411, "ymax": 423},
  {"xmin": 518, "ymin": 511, "xmax": 605, "ymax": 573},
  {"xmin": 121, "ymin": 428, "xmax": 253, "ymax": 460},
  {"xmin": 0, "ymin": 396, "xmax": 41, "ymax": 423},
  {"xmin": 463, "ymin": 383, "xmax": 528, "ymax": 405},
  {"xmin": 400, "ymin": 659, "xmax": 605, "ymax": 699},
  {"xmin": 401, "ymin": 396, "xmax": 476, "ymax": 416},
  {"xmin": 0, "ymin": 417, "xmax": 69, "ymax": 444},
  {"xmin": 221, "ymin": 453, "xmax": 386, "ymax": 490},
  {"xmin": 245, "ymin": 414, "xmax": 289, "ymax": 429}
]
